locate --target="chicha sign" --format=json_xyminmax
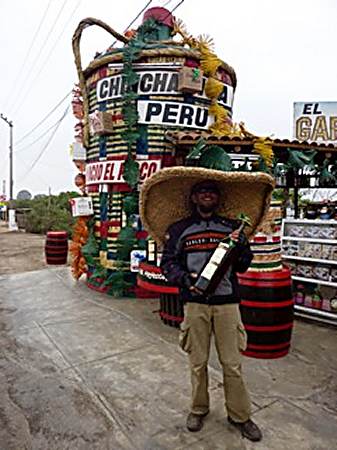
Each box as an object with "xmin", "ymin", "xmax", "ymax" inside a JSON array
[
  {"xmin": 96, "ymin": 68, "xmax": 233, "ymax": 130},
  {"xmin": 85, "ymin": 159, "xmax": 161, "ymax": 185}
]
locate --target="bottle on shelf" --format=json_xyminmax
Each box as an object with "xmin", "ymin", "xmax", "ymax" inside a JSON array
[
  {"xmin": 193, "ymin": 213, "xmax": 251, "ymax": 296},
  {"xmin": 294, "ymin": 284, "xmax": 305, "ymax": 305},
  {"xmin": 311, "ymin": 287, "xmax": 323, "ymax": 309},
  {"xmin": 330, "ymin": 293, "xmax": 337, "ymax": 312}
]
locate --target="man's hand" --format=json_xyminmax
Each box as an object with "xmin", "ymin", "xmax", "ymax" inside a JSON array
[
  {"xmin": 189, "ymin": 272, "xmax": 203, "ymax": 295},
  {"xmin": 230, "ymin": 230, "xmax": 246, "ymax": 245},
  {"xmin": 230, "ymin": 230, "xmax": 240, "ymax": 242}
]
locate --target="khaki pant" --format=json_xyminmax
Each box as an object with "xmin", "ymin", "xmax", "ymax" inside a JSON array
[{"xmin": 179, "ymin": 302, "xmax": 251, "ymax": 422}]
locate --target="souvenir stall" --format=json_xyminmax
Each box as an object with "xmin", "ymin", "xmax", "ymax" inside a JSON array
[
  {"xmin": 68, "ymin": 6, "xmax": 337, "ymax": 344},
  {"xmin": 138, "ymin": 133, "xmax": 337, "ymax": 328}
]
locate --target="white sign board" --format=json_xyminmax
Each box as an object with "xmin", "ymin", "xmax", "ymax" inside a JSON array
[
  {"xmin": 138, "ymin": 100, "xmax": 212, "ymax": 129},
  {"xmin": 293, "ymin": 102, "xmax": 337, "ymax": 144},
  {"xmin": 70, "ymin": 197, "xmax": 94, "ymax": 217},
  {"xmin": 85, "ymin": 159, "xmax": 161, "ymax": 186},
  {"xmin": 8, "ymin": 209, "xmax": 18, "ymax": 231},
  {"xmin": 72, "ymin": 142, "xmax": 86, "ymax": 160},
  {"xmin": 96, "ymin": 69, "xmax": 234, "ymax": 109}
]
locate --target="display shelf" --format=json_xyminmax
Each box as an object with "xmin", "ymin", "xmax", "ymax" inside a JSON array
[
  {"xmin": 294, "ymin": 305, "xmax": 337, "ymax": 326},
  {"xmin": 292, "ymin": 276, "xmax": 337, "ymax": 288},
  {"xmin": 282, "ymin": 218, "xmax": 337, "ymax": 326},
  {"xmin": 282, "ymin": 255, "xmax": 337, "ymax": 265},
  {"xmin": 284, "ymin": 219, "xmax": 337, "ymax": 225},
  {"xmin": 282, "ymin": 237, "xmax": 337, "ymax": 244}
]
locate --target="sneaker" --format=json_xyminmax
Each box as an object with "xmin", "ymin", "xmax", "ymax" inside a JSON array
[
  {"xmin": 228, "ymin": 417, "xmax": 262, "ymax": 442},
  {"xmin": 186, "ymin": 412, "xmax": 209, "ymax": 432}
]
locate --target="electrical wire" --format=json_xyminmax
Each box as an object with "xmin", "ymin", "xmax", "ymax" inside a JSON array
[
  {"xmin": 169, "ymin": 0, "xmax": 185, "ymax": 15},
  {"xmin": 110, "ymin": 0, "xmax": 153, "ymax": 47},
  {"xmin": 16, "ymin": 114, "xmax": 69, "ymax": 153},
  {"xmin": 9, "ymin": 0, "xmax": 69, "ymax": 115},
  {"xmin": 21, "ymin": 105, "xmax": 70, "ymax": 180},
  {"xmin": 2, "ymin": 0, "xmax": 53, "ymax": 110},
  {"xmin": 15, "ymin": 90, "xmax": 72, "ymax": 146},
  {"xmin": 12, "ymin": 0, "xmax": 82, "ymax": 117}
]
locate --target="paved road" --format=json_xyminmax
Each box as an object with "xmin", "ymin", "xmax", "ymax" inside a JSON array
[{"xmin": 1, "ymin": 267, "xmax": 337, "ymax": 449}]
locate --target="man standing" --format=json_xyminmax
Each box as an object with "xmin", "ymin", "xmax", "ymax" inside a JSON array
[
  {"xmin": 160, "ymin": 180, "xmax": 262, "ymax": 442},
  {"xmin": 140, "ymin": 166, "xmax": 274, "ymax": 442}
]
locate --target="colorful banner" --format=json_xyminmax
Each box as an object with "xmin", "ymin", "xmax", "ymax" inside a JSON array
[{"xmin": 85, "ymin": 158, "xmax": 161, "ymax": 185}]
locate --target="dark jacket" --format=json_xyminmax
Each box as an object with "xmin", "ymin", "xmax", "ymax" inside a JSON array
[{"xmin": 160, "ymin": 212, "xmax": 253, "ymax": 305}]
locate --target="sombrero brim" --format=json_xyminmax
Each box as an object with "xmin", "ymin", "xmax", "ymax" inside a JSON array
[{"xmin": 140, "ymin": 167, "xmax": 275, "ymax": 246}]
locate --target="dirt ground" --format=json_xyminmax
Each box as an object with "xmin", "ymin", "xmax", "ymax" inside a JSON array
[{"xmin": 0, "ymin": 221, "xmax": 55, "ymax": 275}]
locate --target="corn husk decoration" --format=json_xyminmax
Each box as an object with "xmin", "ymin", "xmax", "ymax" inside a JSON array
[
  {"xmin": 70, "ymin": 216, "xmax": 89, "ymax": 279},
  {"xmin": 253, "ymin": 138, "xmax": 274, "ymax": 169}
]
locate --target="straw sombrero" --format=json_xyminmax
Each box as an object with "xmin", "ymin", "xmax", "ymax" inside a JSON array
[{"xmin": 140, "ymin": 167, "xmax": 275, "ymax": 246}]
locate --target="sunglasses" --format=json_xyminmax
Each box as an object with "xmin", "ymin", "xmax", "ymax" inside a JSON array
[{"xmin": 196, "ymin": 187, "xmax": 219, "ymax": 194}]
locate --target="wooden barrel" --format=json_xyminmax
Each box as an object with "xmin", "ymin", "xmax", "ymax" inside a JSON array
[
  {"xmin": 238, "ymin": 267, "xmax": 294, "ymax": 359},
  {"xmin": 45, "ymin": 231, "xmax": 68, "ymax": 265},
  {"xmin": 159, "ymin": 293, "xmax": 184, "ymax": 328}
]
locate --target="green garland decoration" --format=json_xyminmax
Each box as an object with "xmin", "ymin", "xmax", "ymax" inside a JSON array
[
  {"xmin": 318, "ymin": 158, "xmax": 337, "ymax": 187},
  {"xmin": 121, "ymin": 18, "xmax": 166, "ymax": 189},
  {"xmin": 121, "ymin": 36, "xmax": 141, "ymax": 189},
  {"xmin": 285, "ymin": 148, "xmax": 317, "ymax": 170},
  {"xmin": 199, "ymin": 145, "xmax": 233, "ymax": 171}
]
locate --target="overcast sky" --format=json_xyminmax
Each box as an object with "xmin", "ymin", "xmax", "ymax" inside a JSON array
[{"xmin": 0, "ymin": 0, "xmax": 336, "ymax": 197}]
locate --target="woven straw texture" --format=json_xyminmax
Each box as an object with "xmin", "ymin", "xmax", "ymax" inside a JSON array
[{"xmin": 140, "ymin": 167, "xmax": 275, "ymax": 246}]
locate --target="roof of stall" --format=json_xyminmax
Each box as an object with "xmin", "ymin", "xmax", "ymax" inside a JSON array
[{"xmin": 165, "ymin": 130, "xmax": 337, "ymax": 152}]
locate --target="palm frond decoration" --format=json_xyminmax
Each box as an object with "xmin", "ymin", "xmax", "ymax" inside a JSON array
[
  {"xmin": 172, "ymin": 18, "xmax": 188, "ymax": 37},
  {"xmin": 208, "ymin": 103, "xmax": 232, "ymax": 136},
  {"xmin": 115, "ymin": 226, "xmax": 137, "ymax": 261},
  {"xmin": 238, "ymin": 122, "xmax": 257, "ymax": 139},
  {"xmin": 105, "ymin": 271, "xmax": 133, "ymax": 297},
  {"xmin": 198, "ymin": 145, "xmax": 233, "ymax": 171},
  {"xmin": 122, "ymin": 154, "xmax": 139, "ymax": 189},
  {"xmin": 252, "ymin": 156, "xmax": 270, "ymax": 173},
  {"xmin": 200, "ymin": 51, "xmax": 222, "ymax": 76},
  {"xmin": 186, "ymin": 138, "xmax": 207, "ymax": 164},
  {"xmin": 197, "ymin": 34, "xmax": 215, "ymax": 52},
  {"xmin": 318, "ymin": 158, "xmax": 336, "ymax": 186},
  {"xmin": 253, "ymin": 138, "xmax": 274, "ymax": 168},
  {"xmin": 123, "ymin": 193, "xmax": 139, "ymax": 218},
  {"xmin": 285, "ymin": 148, "xmax": 317, "ymax": 170},
  {"xmin": 205, "ymin": 77, "xmax": 223, "ymax": 100}
]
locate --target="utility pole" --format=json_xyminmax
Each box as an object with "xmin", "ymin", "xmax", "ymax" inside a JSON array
[
  {"xmin": 0, "ymin": 114, "xmax": 13, "ymax": 202},
  {"xmin": 0, "ymin": 114, "xmax": 16, "ymax": 230}
]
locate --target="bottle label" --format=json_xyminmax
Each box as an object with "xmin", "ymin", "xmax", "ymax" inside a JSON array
[
  {"xmin": 209, "ymin": 243, "xmax": 229, "ymax": 265},
  {"xmin": 200, "ymin": 262, "xmax": 218, "ymax": 281}
]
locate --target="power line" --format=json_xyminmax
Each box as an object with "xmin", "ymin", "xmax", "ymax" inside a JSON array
[
  {"xmin": 111, "ymin": 0, "xmax": 153, "ymax": 47},
  {"xmin": 162, "ymin": 0, "xmax": 174, "ymax": 6},
  {"xmin": 169, "ymin": 0, "xmax": 185, "ymax": 15},
  {"xmin": 9, "ymin": 0, "xmax": 69, "ymax": 115},
  {"xmin": 2, "ymin": 0, "xmax": 53, "ymax": 110},
  {"xmin": 15, "ymin": 90, "xmax": 72, "ymax": 146},
  {"xmin": 21, "ymin": 106, "xmax": 70, "ymax": 180},
  {"xmin": 16, "ymin": 113, "xmax": 69, "ymax": 153},
  {"xmin": 12, "ymin": 0, "xmax": 82, "ymax": 117}
]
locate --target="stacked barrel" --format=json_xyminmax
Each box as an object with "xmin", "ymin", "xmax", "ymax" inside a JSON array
[{"xmin": 238, "ymin": 201, "xmax": 294, "ymax": 358}]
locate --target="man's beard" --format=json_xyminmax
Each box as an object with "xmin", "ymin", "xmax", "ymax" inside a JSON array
[{"xmin": 198, "ymin": 203, "xmax": 217, "ymax": 214}]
